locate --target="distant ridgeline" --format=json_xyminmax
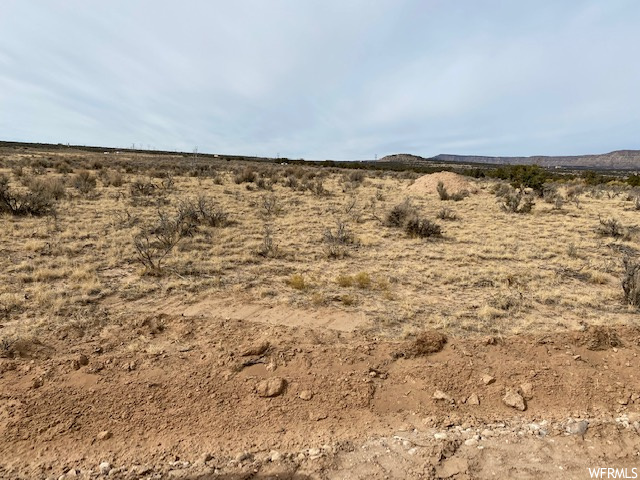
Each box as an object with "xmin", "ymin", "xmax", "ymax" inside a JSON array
[{"xmin": 380, "ymin": 151, "xmax": 640, "ymax": 170}]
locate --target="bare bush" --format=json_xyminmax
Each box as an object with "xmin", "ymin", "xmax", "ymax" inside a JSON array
[
  {"xmin": 72, "ymin": 170, "xmax": 97, "ymax": 195},
  {"xmin": 0, "ymin": 175, "xmax": 56, "ymax": 216},
  {"xmin": 500, "ymin": 189, "xmax": 535, "ymax": 214},
  {"xmin": 257, "ymin": 224, "xmax": 279, "ymax": 258},
  {"xmin": 323, "ymin": 222, "xmax": 356, "ymax": 258},
  {"xmin": 177, "ymin": 196, "xmax": 229, "ymax": 230},
  {"xmin": 133, "ymin": 211, "xmax": 191, "ymax": 273},
  {"xmin": 234, "ymin": 166, "xmax": 257, "ymax": 184},
  {"xmin": 404, "ymin": 217, "xmax": 442, "ymax": 238},
  {"xmin": 437, "ymin": 181, "xmax": 468, "ymax": 201},
  {"xmin": 25, "ymin": 176, "xmax": 66, "ymax": 200},
  {"xmin": 261, "ymin": 194, "xmax": 282, "ymax": 216},
  {"xmin": 385, "ymin": 199, "xmax": 416, "ymax": 227},
  {"xmin": 436, "ymin": 207, "xmax": 458, "ymax": 221},
  {"xmin": 100, "ymin": 170, "xmax": 124, "ymax": 187},
  {"xmin": 129, "ymin": 179, "xmax": 158, "ymax": 197},
  {"xmin": 622, "ymin": 257, "xmax": 640, "ymax": 307},
  {"xmin": 597, "ymin": 217, "xmax": 624, "ymax": 238}
]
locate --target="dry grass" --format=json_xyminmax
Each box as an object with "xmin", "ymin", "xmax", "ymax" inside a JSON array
[{"xmin": 1, "ymin": 147, "xmax": 640, "ymax": 344}]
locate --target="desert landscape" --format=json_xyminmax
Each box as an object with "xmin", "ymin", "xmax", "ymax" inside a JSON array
[{"xmin": 0, "ymin": 143, "xmax": 639, "ymax": 479}]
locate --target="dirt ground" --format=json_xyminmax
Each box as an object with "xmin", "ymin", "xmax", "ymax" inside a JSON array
[
  {"xmin": 1, "ymin": 303, "xmax": 640, "ymax": 479},
  {"xmin": 1, "ymin": 147, "xmax": 640, "ymax": 478}
]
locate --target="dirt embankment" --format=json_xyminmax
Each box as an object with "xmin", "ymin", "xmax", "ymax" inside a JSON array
[{"xmin": 1, "ymin": 310, "xmax": 639, "ymax": 479}]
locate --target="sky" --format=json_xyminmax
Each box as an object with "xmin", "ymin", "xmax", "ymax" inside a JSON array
[{"xmin": 1, "ymin": 1, "xmax": 639, "ymax": 160}]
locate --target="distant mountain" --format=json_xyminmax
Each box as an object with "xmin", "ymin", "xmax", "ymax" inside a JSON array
[{"xmin": 379, "ymin": 151, "xmax": 640, "ymax": 170}]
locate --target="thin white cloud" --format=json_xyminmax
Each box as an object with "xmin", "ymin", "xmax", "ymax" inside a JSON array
[{"xmin": 0, "ymin": 0, "xmax": 639, "ymax": 159}]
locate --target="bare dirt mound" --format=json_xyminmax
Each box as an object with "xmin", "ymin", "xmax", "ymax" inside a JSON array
[{"xmin": 407, "ymin": 171, "xmax": 477, "ymax": 196}]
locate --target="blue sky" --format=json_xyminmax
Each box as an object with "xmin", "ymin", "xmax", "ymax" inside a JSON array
[{"xmin": 1, "ymin": 1, "xmax": 639, "ymax": 160}]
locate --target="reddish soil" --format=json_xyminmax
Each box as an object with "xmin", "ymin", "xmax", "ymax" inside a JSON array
[{"xmin": 1, "ymin": 311, "xmax": 640, "ymax": 479}]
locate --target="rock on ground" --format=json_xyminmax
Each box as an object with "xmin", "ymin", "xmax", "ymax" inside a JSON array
[
  {"xmin": 503, "ymin": 389, "xmax": 526, "ymax": 411},
  {"xmin": 256, "ymin": 377, "xmax": 286, "ymax": 397}
]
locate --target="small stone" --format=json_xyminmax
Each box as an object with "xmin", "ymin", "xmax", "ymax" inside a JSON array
[
  {"xmin": 78, "ymin": 354, "xmax": 89, "ymax": 366},
  {"xmin": 464, "ymin": 438, "xmax": 478, "ymax": 447},
  {"xmin": 434, "ymin": 432, "xmax": 448, "ymax": 440},
  {"xmin": 481, "ymin": 374, "xmax": 496, "ymax": 385},
  {"xmin": 32, "ymin": 376, "xmax": 44, "ymax": 389},
  {"xmin": 467, "ymin": 393, "xmax": 480, "ymax": 405},
  {"xmin": 96, "ymin": 430, "xmax": 112, "ymax": 441},
  {"xmin": 199, "ymin": 453, "xmax": 213, "ymax": 464},
  {"xmin": 235, "ymin": 451, "xmax": 253, "ymax": 463},
  {"xmin": 132, "ymin": 466, "xmax": 152, "ymax": 475},
  {"xmin": 98, "ymin": 462, "xmax": 111, "ymax": 475},
  {"xmin": 567, "ymin": 420, "xmax": 589, "ymax": 436},
  {"xmin": 433, "ymin": 390, "xmax": 454, "ymax": 403},
  {"xmin": 256, "ymin": 377, "xmax": 286, "ymax": 397},
  {"xmin": 573, "ymin": 355, "xmax": 581, "ymax": 361},
  {"xmin": 309, "ymin": 411, "xmax": 328, "ymax": 421},
  {"xmin": 308, "ymin": 448, "xmax": 322, "ymax": 459},
  {"xmin": 167, "ymin": 470, "xmax": 190, "ymax": 479},
  {"xmin": 299, "ymin": 390, "xmax": 313, "ymax": 401},
  {"xmin": 241, "ymin": 341, "xmax": 270, "ymax": 356},
  {"xmin": 519, "ymin": 382, "xmax": 534, "ymax": 400},
  {"xmin": 269, "ymin": 451, "xmax": 282, "ymax": 462},
  {"xmin": 502, "ymin": 390, "xmax": 526, "ymax": 411},
  {"xmin": 480, "ymin": 429, "xmax": 493, "ymax": 438}
]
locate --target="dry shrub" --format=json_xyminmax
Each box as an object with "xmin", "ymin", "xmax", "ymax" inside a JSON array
[
  {"xmin": 385, "ymin": 199, "xmax": 416, "ymax": 227},
  {"xmin": 24, "ymin": 176, "xmax": 66, "ymax": 200},
  {"xmin": 336, "ymin": 275, "xmax": 355, "ymax": 287},
  {"xmin": 404, "ymin": 217, "xmax": 442, "ymax": 238},
  {"xmin": 257, "ymin": 224, "xmax": 279, "ymax": 258},
  {"xmin": 287, "ymin": 274, "xmax": 306, "ymax": 290},
  {"xmin": 500, "ymin": 190, "xmax": 535, "ymax": 214},
  {"xmin": 129, "ymin": 179, "xmax": 158, "ymax": 197},
  {"xmin": 101, "ymin": 170, "xmax": 124, "ymax": 187},
  {"xmin": 583, "ymin": 326, "xmax": 622, "ymax": 351},
  {"xmin": 177, "ymin": 196, "xmax": 229, "ymax": 228},
  {"xmin": 436, "ymin": 207, "xmax": 458, "ymax": 221},
  {"xmin": 401, "ymin": 330, "xmax": 448, "ymax": 357},
  {"xmin": 0, "ymin": 174, "xmax": 56, "ymax": 216},
  {"xmin": 437, "ymin": 181, "xmax": 468, "ymax": 201},
  {"xmin": 72, "ymin": 170, "xmax": 97, "ymax": 194},
  {"xmin": 622, "ymin": 257, "xmax": 640, "ymax": 307},
  {"xmin": 354, "ymin": 271, "xmax": 371, "ymax": 288},
  {"xmin": 597, "ymin": 217, "xmax": 624, "ymax": 238},
  {"xmin": 323, "ymin": 222, "xmax": 356, "ymax": 258},
  {"xmin": 234, "ymin": 166, "xmax": 257, "ymax": 184}
]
